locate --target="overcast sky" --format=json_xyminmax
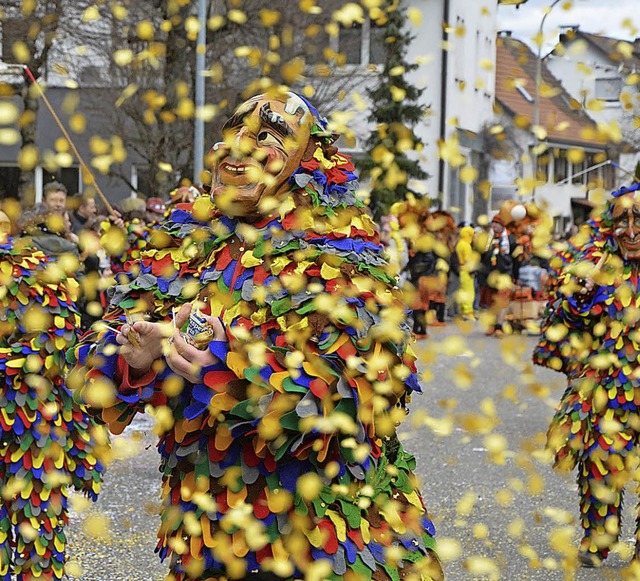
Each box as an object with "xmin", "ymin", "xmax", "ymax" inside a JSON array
[{"xmin": 497, "ymin": 0, "xmax": 639, "ymax": 53}]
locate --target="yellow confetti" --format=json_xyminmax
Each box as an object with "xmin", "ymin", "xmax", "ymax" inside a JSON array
[
  {"xmin": 81, "ymin": 5, "xmax": 100, "ymax": 21},
  {"xmin": 82, "ymin": 513, "xmax": 111, "ymax": 541},
  {"xmin": 137, "ymin": 21, "xmax": 155, "ymax": 41}
]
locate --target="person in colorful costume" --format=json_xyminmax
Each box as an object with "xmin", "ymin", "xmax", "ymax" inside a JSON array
[
  {"xmin": 421, "ymin": 212, "xmax": 455, "ymax": 328},
  {"xmin": 73, "ymin": 92, "xmax": 443, "ymax": 580},
  {"xmin": 0, "ymin": 211, "xmax": 105, "ymax": 580},
  {"xmin": 533, "ymin": 182, "xmax": 640, "ymax": 568}
]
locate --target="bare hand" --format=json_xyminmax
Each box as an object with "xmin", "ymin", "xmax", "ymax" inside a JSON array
[
  {"xmin": 109, "ymin": 210, "xmax": 125, "ymax": 229},
  {"xmin": 116, "ymin": 319, "xmax": 171, "ymax": 376},
  {"xmin": 165, "ymin": 303, "xmax": 227, "ymax": 383},
  {"xmin": 579, "ymin": 253, "xmax": 607, "ymax": 295}
]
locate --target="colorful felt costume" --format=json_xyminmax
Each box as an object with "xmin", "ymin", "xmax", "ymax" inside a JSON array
[
  {"xmin": 534, "ymin": 186, "xmax": 640, "ymax": 565},
  {"xmin": 102, "ymin": 217, "xmax": 150, "ymax": 277},
  {"xmin": 74, "ymin": 96, "xmax": 442, "ymax": 581},
  {"xmin": 0, "ymin": 238, "xmax": 105, "ymax": 580}
]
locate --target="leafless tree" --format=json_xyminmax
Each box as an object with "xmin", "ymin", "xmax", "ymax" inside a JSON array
[
  {"xmin": 5, "ymin": 0, "xmax": 376, "ymax": 199},
  {"xmin": 1, "ymin": 0, "xmax": 63, "ymax": 204}
]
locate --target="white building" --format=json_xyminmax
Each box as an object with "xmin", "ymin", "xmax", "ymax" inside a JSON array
[
  {"xmin": 405, "ymin": 0, "xmax": 509, "ymax": 223},
  {"xmin": 545, "ymin": 26, "xmax": 640, "ymax": 180},
  {"xmin": 0, "ymin": 0, "xmax": 532, "ymax": 214},
  {"xmin": 493, "ymin": 32, "xmax": 614, "ymax": 230}
]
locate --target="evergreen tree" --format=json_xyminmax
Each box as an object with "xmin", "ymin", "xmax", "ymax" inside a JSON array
[{"xmin": 360, "ymin": 0, "xmax": 428, "ymax": 219}]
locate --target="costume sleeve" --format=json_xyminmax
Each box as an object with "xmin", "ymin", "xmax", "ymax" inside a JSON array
[
  {"xmin": 533, "ymin": 252, "xmax": 608, "ymax": 375},
  {"xmin": 71, "ymin": 206, "xmax": 216, "ymax": 433}
]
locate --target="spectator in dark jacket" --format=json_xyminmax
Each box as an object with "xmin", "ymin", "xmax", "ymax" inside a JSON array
[
  {"xmin": 69, "ymin": 193, "xmax": 98, "ymax": 235},
  {"xmin": 479, "ymin": 215, "xmax": 517, "ymax": 336}
]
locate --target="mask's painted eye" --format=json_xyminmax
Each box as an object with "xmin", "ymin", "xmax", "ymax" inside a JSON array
[{"xmin": 257, "ymin": 130, "xmax": 281, "ymax": 145}]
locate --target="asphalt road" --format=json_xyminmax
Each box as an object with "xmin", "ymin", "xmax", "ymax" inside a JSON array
[{"xmin": 64, "ymin": 321, "xmax": 637, "ymax": 580}]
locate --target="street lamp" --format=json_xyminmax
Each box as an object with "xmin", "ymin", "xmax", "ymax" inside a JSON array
[
  {"xmin": 531, "ymin": 0, "xmax": 562, "ymax": 200},
  {"xmin": 532, "ymin": 0, "xmax": 561, "ymax": 129}
]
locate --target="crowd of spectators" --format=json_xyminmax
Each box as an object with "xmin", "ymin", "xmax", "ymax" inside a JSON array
[{"xmin": 380, "ymin": 198, "xmax": 553, "ymax": 338}]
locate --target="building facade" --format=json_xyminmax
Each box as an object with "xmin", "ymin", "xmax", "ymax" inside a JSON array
[
  {"xmin": 493, "ymin": 32, "xmax": 614, "ymax": 230},
  {"xmin": 545, "ymin": 27, "xmax": 640, "ymax": 182}
]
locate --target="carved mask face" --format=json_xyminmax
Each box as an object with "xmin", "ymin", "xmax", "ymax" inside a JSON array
[
  {"xmin": 209, "ymin": 93, "xmax": 313, "ymax": 221},
  {"xmin": 612, "ymin": 193, "xmax": 640, "ymax": 260},
  {"xmin": 0, "ymin": 211, "xmax": 10, "ymax": 243}
]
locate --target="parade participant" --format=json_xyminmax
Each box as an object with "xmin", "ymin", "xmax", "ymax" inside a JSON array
[
  {"xmin": 0, "ymin": 211, "xmax": 106, "ymax": 580},
  {"xmin": 406, "ymin": 245, "xmax": 435, "ymax": 339},
  {"xmin": 116, "ymin": 197, "xmax": 147, "ymax": 223},
  {"xmin": 423, "ymin": 211, "xmax": 455, "ymax": 327},
  {"xmin": 166, "ymin": 185, "xmax": 203, "ymax": 215},
  {"xmin": 380, "ymin": 214, "xmax": 409, "ymax": 286},
  {"xmin": 454, "ymin": 225, "xmax": 478, "ymax": 320},
  {"xmin": 479, "ymin": 215, "xmax": 517, "ymax": 336},
  {"xmin": 392, "ymin": 198, "xmax": 431, "ymax": 338},
  {"xmin": 73, "ymin": 91, "xmax": 442, "ymax": 580},
  {"xmin": 533, "ymin": 182, "xmax": 640, "ymax": 568}
]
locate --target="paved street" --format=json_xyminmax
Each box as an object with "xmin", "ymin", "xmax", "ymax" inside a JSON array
[{"xmin": 65, "ymin": 321, "xmax": 636, "ymax": 580}]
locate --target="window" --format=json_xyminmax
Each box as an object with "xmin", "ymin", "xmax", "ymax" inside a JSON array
[
  {"xmin": 338, "ymin": 18, "xmax": 385, "ymax": 66},
  {"xmin": 0, "ymin": 165, "xmax": 20, "ymax": 199},
  {"xmin": 453, "ymin": 16, "xmax": 465, "ymax": 84},
  {"xmin": 368, "ymin": 24, "xmax": 386, "ymax": 65},
  {"xmin": 448, "ymin": 166, "xmax": 466, "ymax": 220},
  {"xmin": 553, "ymin": 148, "xmax": 568, "ymax": 183},
  {"xmin": 536, "ymin": 152, "xmax": 551, "ymax": 184},
  {"xmin": 43, "ymin": 168, "xmax": 81, "ymax": 196},
  {"xmin": 594, "ymin": 77, "xmax": 622, "ymax": 101},
  {"xmin": 571, "ymin": 157, "xmax": 586, "ymax": 184},
  {"xmin": 491, "ymin": 185, "xmax": 518, "ymax": 212},
  {"xmin": 303, "ymin": 29, "xmax": 330, "ymax": 65},
  {"xmin": 339, "ymin": 25, "xmax": 362, "ymax": 64}
]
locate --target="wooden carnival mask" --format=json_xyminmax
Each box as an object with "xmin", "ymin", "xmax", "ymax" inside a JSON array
[
  {"xmin": 611, "ymin": 192, "xmax": 640, "ymax": 260},
  {"xmin": 0, "ymin": 210, "xmax": 10, "ymax": 242},
  {"xmin": 209, "ymin": 92, "xmax": 314, "ymax": 221}
]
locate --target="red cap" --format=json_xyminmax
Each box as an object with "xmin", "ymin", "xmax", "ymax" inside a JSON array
[{"xmin": 146, "ymin": 197, "xmax": 166, "ymax": 214}]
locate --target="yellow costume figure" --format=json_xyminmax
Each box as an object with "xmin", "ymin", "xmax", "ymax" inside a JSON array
[{"xmin": 454, "ymin": 226, "xmax": 476, "ymax": 319}]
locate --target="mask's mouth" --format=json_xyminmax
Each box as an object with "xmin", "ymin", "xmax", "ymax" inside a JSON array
[
  {"xmin": 217, "ymin": 160, "xmax": 263, "ymax": 188},
  {"xmin": 617, "ymin": 234, "xmax": 640, "ymax": 257}
]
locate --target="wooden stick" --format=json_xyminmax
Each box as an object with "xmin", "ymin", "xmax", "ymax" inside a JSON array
[{"xmin": 22, "ymin": 66, "xmax": 116, "ymax": 215}]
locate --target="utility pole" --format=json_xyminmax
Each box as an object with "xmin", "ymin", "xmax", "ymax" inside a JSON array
[{"xmin": 193, "ymin": 0, "xmax": 206, "ymax": 184}]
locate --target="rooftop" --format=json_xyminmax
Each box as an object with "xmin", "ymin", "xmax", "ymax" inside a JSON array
[{"xmin": 495, "ymin": 33, "xmax": 605, "ymax": 147}]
